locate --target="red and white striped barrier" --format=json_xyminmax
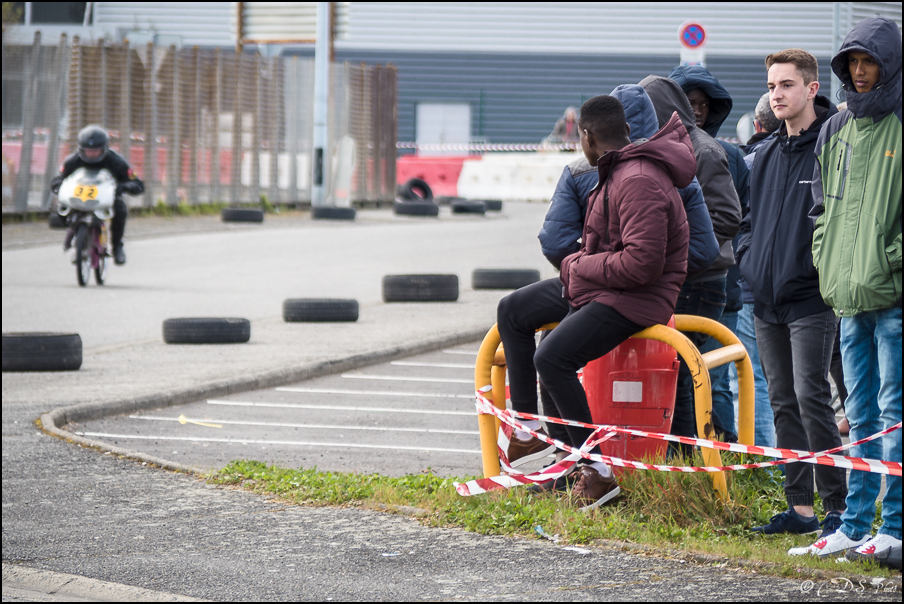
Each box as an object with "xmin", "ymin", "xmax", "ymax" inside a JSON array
[
  {"xmin": 397, "ymin": 141, "xmax": 580, "ymax": 152},
  {"xmin": 454, "ymin": 387, "xmax": 902, "ymax": 497}
]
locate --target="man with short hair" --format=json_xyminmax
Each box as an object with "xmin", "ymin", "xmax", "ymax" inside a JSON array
[
  {"xmin": 737, "ymin": 91, "xmax": 780, "ymax": 448},
  {"xmin": 535, "ymin": 94, "xmax": 692, "ymax": 510},
  {"xmin": 794, "ymin": 17, "xmax": 902, "ymax": 568},
  {"xmin": 737, "ymin": 48, "xmax": 846, "ymax": 539}
]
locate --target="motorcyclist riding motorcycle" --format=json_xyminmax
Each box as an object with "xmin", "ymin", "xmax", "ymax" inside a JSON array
[{"xmin": 51, "ymin": 125, "xmax": 144, "ymax": 265}]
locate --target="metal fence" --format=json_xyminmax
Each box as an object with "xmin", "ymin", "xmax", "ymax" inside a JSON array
[{"xmin": 2, "ymin": 33, "xmax": 397, "ymax": 213}]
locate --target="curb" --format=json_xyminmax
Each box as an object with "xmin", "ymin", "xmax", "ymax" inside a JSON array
[{"xmin": 40, "ymin": 326, "xmax": 490, "ymax": 476}]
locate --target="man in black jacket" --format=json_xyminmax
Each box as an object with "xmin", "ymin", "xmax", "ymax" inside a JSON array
[
  {"xmin": 639, "ymin": 75, "xmax": 742, "ymax": 447},
  {"xmin": 736, "ymin": 49, "xmax": 845, "ymax": 539},
  {"xmin": 51, "ymin": 125, "xmax": 144, "ymax": 265}
]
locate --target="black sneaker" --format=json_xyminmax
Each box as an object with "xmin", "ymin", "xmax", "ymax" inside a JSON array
[
  {"xmin": 818, "ymin": 510, "xmax": 843, "ymax": 540},
  {"xmin": 113, "ymin": 244, "xmax": 126, "ymax": 265},
  {"xmin": 751, "ymin": 509, "xmax": 820, "ymax": 535}
]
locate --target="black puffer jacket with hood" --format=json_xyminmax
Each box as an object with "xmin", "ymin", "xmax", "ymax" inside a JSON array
[
  {"xmin": 640, "ymin": 75, "xmax": 742, "ymax": 280},
  {"xmin": 668, "ymin": 65, "xmax": 751, "ymax": 310}
]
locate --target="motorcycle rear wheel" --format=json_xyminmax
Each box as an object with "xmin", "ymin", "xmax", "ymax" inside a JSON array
[{"xmin": 75, "ymin": 224, "xmax": 90, "ymax": 287}]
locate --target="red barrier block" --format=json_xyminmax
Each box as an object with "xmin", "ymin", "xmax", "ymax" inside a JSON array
[{"xmin": 396, "ymin": 156, "xmax": 473, "ymax": 197}]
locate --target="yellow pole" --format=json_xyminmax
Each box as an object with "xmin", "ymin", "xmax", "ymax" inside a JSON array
[
  {"xmin": 632, "ymin": 324, "xmax": 727, "ymax": 499},
  {"xmin": 475, "ymin": 325, "xmax": 502, "ymax": 478},
  {"xmin": 473, "ymin": 316, "xmax": 754, "ymax": 502},
  {"xmin": 673, "ymin": 315, "xmax": 755, "ymax": 447}
]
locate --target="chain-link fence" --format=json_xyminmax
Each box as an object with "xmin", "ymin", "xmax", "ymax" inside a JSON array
[{"xmin": 2, "ymin": 33, "xmax": 397, "ymax": 213}]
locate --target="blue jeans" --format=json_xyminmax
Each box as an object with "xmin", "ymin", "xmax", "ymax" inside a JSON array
[
  {"xmin": 736, "ymin": 304, "xmax": 775, "ymax": 447},
  {"xmin": 702, "ymin": 309, "xmax": 738, "ymax": 441},
  {"xmin": 670, "ymin": 277, "xmax": 726, "ymax": 439},
  {"xmin": 838, "ymin": 307, "xmax": 902, "ymax": 541}
]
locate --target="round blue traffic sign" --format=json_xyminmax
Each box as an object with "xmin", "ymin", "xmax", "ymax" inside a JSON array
[{"xmin": 680, "ymin": 23, "xmax": 706, "ymax": 49}]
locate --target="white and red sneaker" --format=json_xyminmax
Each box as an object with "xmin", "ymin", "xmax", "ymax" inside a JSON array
[{"xmin": 788, "ymin": 530, "xmax": 870, "ymax": 558}]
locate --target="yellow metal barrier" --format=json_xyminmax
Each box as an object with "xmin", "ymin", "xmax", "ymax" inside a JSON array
[{"xmin": 474, "ymin": 315, "xmax": 755, "ymax": 501}]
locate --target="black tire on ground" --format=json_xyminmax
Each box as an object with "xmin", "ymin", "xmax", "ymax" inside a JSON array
[
  {"xmin": 435, "ymin": 196, "xmax": 465, "ymax": 206},
  {"xmin": 1, "ymin": 332, "xmax": 82, "ymax": 372},
  {"xmin": 393, "ymin": 199, "xmax": 439, "ymax": 217},
  {"xmin": 49, "ymin": 213, "xmax": 68, "ymax": 229},
  {"xmin": 312, "ymin": 206, "xmax": 356, "ymax": 220},
  {"xmin": 382, "ymin": 274, "xmax": 459, "ymax": 302},
  {"xmin": 222, "ymin": 208, "xmax": 265, "ymax": 223},
  {"xmin": 451, "ymin": 200, "xmax": 486, "ymax": 215},
  {"xmin": 398, "ymin": 178, "xmax": 434, "ymax": 202},
  {"xmin": 283, "ymin": 298, "xmax": 359, "ymax": 322},
  {"xmin": 479, "ymin": 199, "xmax": 503, "ymax": 211},
  {"xmin": 162, "ymin": 318, "xmax": 251, "ymax": 344},
  {"xmin": 472, "ymin": 268, "xmax": 542, "ymax": 290}
]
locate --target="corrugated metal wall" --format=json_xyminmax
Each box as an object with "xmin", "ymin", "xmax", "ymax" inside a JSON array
[
  {"xmin": 94, "ymin": 2, "xmax": 236, "ymax": 48},
  {"xmin": 338, "ymin": 2, "xmax": 848, "ymax": 57},
  {"xmin": 330, "ymin": 49, "xmax": 836, "ymax": 144}
]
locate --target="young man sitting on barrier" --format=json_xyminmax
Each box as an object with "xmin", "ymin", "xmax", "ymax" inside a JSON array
[
  {"xmin": 496, "ymin": 85, "xmax": 715, "ymax": 497},
  {"xmin": 528, "ymin": 94, "xmax": 693, "ymax": 510}
]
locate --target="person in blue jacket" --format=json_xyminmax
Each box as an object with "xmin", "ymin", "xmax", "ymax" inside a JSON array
[
  {"xmin": 668, "ymin": 65, "xmax": 751, "ymax": 444},
  {"xmin": 497, "ymin": 85, "xmax": 718, "ymax": 491}
]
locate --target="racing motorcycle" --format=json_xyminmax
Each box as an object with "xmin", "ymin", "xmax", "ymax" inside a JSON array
[{"xmin": 56, "ymin": 167, "xmax": 116, "ymax": 286}]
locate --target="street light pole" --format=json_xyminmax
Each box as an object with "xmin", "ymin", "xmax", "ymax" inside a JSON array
[{"xmin": 312, "ymin": 2, "xmax": 331, "ymax": 207}]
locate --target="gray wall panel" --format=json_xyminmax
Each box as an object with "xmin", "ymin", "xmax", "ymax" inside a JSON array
[{"xmin": 328, "ymin": 49, "xmax": 836, "ymax": 146}]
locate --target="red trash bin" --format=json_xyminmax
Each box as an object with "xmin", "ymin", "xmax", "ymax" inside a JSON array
[{"xmin": 582, "ymin": 316, "xmax": 679, "ymax": 464}]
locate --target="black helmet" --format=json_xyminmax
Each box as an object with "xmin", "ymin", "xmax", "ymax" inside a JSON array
[{"xmin": 77, "ymin": 125, "xmax": 109, "ymax": 164}]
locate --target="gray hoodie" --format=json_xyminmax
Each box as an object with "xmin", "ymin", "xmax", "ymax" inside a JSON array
[{"xmin": 639, "ymin": 75, "xmax": 742, "ymax": 278}]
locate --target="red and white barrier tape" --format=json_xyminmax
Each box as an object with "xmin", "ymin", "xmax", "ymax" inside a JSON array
[
  {"xmin": 454, "ymin": 387, "xmax": 902, "ymax": 497},
  {"xmin": 396, "ymin": 141, "xmax": 580, "ymax": 152}
]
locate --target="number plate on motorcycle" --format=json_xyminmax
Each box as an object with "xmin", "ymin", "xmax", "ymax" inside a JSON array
[{"xmin": 73, "ymin": 185, "xmax": 99, "ymax": 201}]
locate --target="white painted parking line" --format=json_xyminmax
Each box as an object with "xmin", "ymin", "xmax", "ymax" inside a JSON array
[
  {"xmin": 73, "ymin": 432, "xmax": 480, "ymax": 454},
  {"xmin": 274, "ymin": 387, "xmax": 472, "ymax": 399},
  {"xmin": 442, "ymin": 349, "xmax": 478, "ymax": 355},
  {"xmin": 131, "ymin": 415, "xmax": 479, "ymax": 435},
  {"xmin": 206, "ymin": 400, "xmax": 474, "ymax": 416},
  {"xmin": 390, "ymin": 361, "xmax": 474, "ymax": 369},
  {"xmin": 341, "ymin": 373, "xmax": 473, "ymax": 384}
]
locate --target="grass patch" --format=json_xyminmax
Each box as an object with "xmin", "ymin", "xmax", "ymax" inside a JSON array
[{"xmin": 208, "ymin": 452, "xmax": 898, "ymax": 581}]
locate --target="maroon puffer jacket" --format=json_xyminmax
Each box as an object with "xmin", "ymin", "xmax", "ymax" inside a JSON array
[{"xmin": 559, "ymin": 112, "xmax": 695, "ymax": 326}]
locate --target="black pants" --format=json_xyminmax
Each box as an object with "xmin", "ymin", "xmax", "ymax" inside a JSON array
[
  {"xmin": 496, "ymin": 279, "xmax": 571, "ymax": 443},
  {"xmin": 756, "ymin": 310, "xmax": 847, "ymax": 511},
  {"xmin": 111, "ymin": 197, "xmax": 128, "ymax": 247},
  {"xmin": 534, "ymin": 301, "xmax": 643, "ymax": 452}
]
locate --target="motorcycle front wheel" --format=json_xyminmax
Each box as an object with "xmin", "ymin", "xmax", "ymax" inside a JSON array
[
  {"xmin": 75, "ymin": 223, "xmax": 91, "ymax": 287},
  {"xmin": 94, "ymin": 224, "xmax": 107, "ymax": 285}
]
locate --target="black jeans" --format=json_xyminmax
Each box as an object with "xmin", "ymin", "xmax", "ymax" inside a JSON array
[
  {"xmin": 534, "ymin": 302, "xmax": 643, "ymax": 452},
  {"xmin": 755, "ymin": 310, "xmax": 847, "ymax": 511},
  {"xmin": 496, "ymin": 279, "xmax": 571, "ymax": 442}
]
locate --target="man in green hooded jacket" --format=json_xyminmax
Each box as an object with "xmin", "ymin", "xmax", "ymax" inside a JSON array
[{"xmin": 798, "ymin": 16, "xmax": 902, "ymax": 569}]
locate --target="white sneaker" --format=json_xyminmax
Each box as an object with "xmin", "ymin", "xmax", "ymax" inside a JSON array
[
  {"xmin": 845, "ymin": 534, "xmax": 903, "ymax": 567},
  {"xmin": 787, "ymin": 530, "xmax": 870, "ymax": 557}
]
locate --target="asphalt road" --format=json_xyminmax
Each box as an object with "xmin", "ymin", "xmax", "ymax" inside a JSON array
[{"xmin": 3, "ymin": 205, "xmax": 901, "ymax": 601}]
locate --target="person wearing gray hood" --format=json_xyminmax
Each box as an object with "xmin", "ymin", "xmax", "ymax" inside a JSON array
[{"xmin": 639, "ymin": 74, "xmax": 742, "ymax": 448}]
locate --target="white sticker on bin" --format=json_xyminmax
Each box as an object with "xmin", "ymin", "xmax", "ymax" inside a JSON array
[{"xmin": 612, "ymin": 381, "xmax": 643, "ymax": 403}]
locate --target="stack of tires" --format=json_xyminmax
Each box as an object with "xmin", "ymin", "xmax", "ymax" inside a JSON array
[{"xmin": 394, "ymin": 178, "xmax": 439, "ymax": 217}]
